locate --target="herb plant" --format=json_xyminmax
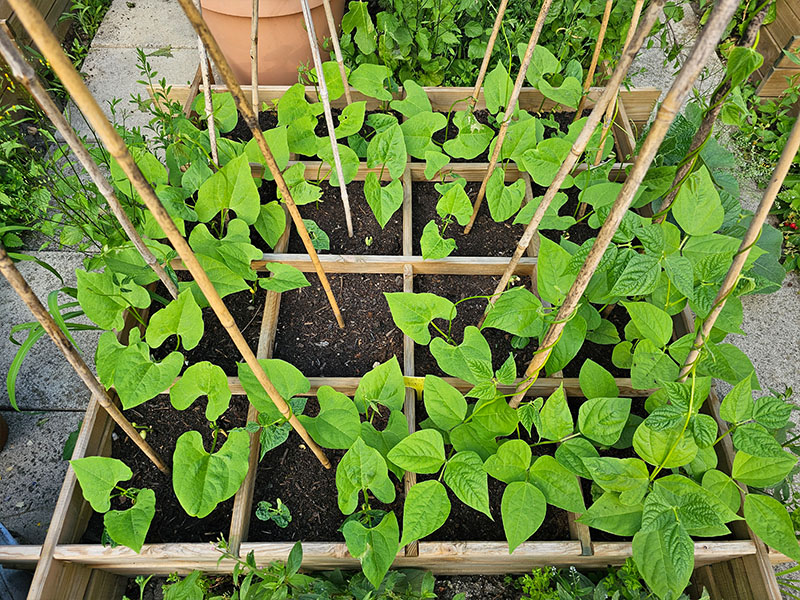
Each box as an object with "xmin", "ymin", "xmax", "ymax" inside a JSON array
[{"xmin": 338, "ymin": 0, "xmax": 664, "ymax": 87}]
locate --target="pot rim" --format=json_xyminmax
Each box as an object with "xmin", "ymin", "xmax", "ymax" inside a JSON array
[{"xmin": 200, "ymin": 0, "xmax": 327, "ymax": 18}]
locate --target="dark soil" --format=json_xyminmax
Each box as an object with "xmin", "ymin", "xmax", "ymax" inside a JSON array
[
  {"xmin": 561, "ymin": 303, "xmax": 629, "ymax": 378},
  {"xmin": 413, "ymin": 275, "xmax": 537, "ymax": 377},
  {"xmin": 289, "ymin": 182, "xmax": 403, "ymax": 255},
  {"xmin": 226, "ymin": 111, "xmax": 279, "ymax": 142},
  {"xmin": 435, "ymin": 575, "xmax": 523, "ymax": 600},
  {"xmin": 150, "ymin": 288, "xmax": 264, "ymax": 376},
  {"xmin": 412, "ymin": 181, "xmax": 526, "ymax": 257},
  {"xmin": 411, "ymin": 177, "xmax": 586, "ymax": 258},
  {"xmin": 83, "ymin": 394, "xmax": 248, "ymax": 545},
  {"xmin": 273, "ymin": 273, "xmax": 404, "ymax": 377},
  {"xmin": 248, "ymin": 399, "xmax": 404, "ymax": 543},
  {"xmin": 417, "ymin": 443, "xmax": 570, "ymax": 542},
  {"xmin": 313, "ymin": 108, "xmax": 403, "ymax": 144}
]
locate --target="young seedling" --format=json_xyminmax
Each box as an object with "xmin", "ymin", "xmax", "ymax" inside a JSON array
[{"xmin": 256, "ymin": 498, "xmax": 292, "ymax": 528}]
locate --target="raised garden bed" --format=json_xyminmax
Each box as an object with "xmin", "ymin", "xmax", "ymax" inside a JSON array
[{"xmin": 8, "ymin": 84, "xmax": 784, "ymax": 600}]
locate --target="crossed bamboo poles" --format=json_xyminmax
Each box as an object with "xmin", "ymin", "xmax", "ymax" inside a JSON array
[
  {"xmin": 506, "ymin": 0, "xmax": 752, "ymax": 407},
  {"xmin": 6, "ymin": 0, "xmax": 335, "ymax": 469},
  {"xmin": 4, "ymin": 0, "xmax": 784, "ymax": 471}
]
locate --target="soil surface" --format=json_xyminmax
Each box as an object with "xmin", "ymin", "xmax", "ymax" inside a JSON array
[
  {"xmin": 150, "ymin": 288, "xmax": 264, "ymax": 376},
  {"xmin": 273, "ymin": 273, "xmax": 404, "ymax": 377},
  {"xmin": 84, "ymin": 394, "xmax": 248, "ymax": 545},
  {"xmin": 412, "ymin": 181, "xmax": 526, "ymax": 257},
  {"xmin": 561, "ymin": 303, "xmax": 629, "ymax": 378},
  {"xmin": 226, "ymin": 111, "xmax": 279, "ymax": 142},
  {"xmin": 289, "ymin": 181, "xmax": 403, "ymax": 256},
  {"xmin": 435, "ymin": 575, "xmax": 523, "ymax": 600},
  {"xmin": 248, "ymin": 399, "xmax": 404, "ymax": 542},
  {"xmin": 413, "ymin": 275, "xmax": 537, "ymax": 377}
]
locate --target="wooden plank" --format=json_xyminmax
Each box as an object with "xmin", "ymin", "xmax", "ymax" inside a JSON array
[
  {"xmin": 1, "ymin": 0, "xmax": 70, "ymax": 46},
  {"xmin": 26, "ymin": 395, "xmax": 114, "ymax": 599},
  {"xmin": 82, "ymin": 569, "xmax": 127, "ymax": 600},
  {"xmin": 174, "ymin": 254, "xmax": 539, "ymax": 275},
  {"xmin": 215, "ymin": 375, "xmax": 650, "ymax": 398},
  {"xmin": 288, "ymin": 160, "xmax": 630, "ymax": 183},
  {"xmin": 0, "ymin": 544, "xmax": 40, "ymax": 567},
  {"xmin": 765, "ymin": 0, "xmax": 800, "ymax": 57},
  {"xmin": 402, "ymin": 170, "xmax": 413, "ymax": 255},
  {"xmin": 706, "ymin": 384, "xmax": 782, "ymax": 598},
  {"xmin": 228, "ymin": 207, "xmax": 293, "ymax": 555},
  {"xmin": 611, "ymin": 96, "xmax": 637, "ymax": 161},
  {"xmin": 402, "ymin": 263, "xmax": 418, "ymax": 558},
  {"xmin": 27, "ymin": 308, "xmax": 151, "ymax": 599},
  {"xmin": 160, "ymin": 85, "xmax": 660, "ymax": 128},
  {"xmin": 757, "ymin": 27, "xmax": 785, "ymax": 73},
  {"xmin": 49, "ymin": 540, "xmax": 756, "ymax": 574},
  {"xmin": 757, "ymin": 29, "xmax": 800, "ymax": 75},
  {"xmin": 756, "ymin": 66, "xmax": 800, "ymax": 97}
]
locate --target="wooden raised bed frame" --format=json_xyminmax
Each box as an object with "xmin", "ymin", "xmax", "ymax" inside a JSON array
[{"xmin": 0, "ymin": 86, "xmax": 781, "ymax": 599}]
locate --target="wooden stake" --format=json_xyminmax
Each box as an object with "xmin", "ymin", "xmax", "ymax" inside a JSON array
[
  {"xmin": 654, "ymin": 3, "xmax": 769, "ymax": 222},
  {"xmin": 463, "ymin": 0, "xmax": 554, "ymax": 234},
  {"xmin": 574, "ymin": 0, "xmax": 614, "ymax": 120},
  {"xmin": 508, "ymin": 0, "xmax": 742, "ymax": 408},
  {"xmin": 183, "ymin": 63, "xmax": 203, "ymax": 117},
  {"xmin": 321, "ymin": 0, "xmax": 352, "ymax": 105},
  {"xmin": 251, "ymin": 0, "xmax": 258, "ymax": 115},
  {"xmin": 299, "ymin": 0, "xmax": 354, "ymax": 238},
  {"xmin": 0, "ymin": 245, "xmax": 169, "ymax": 473},
  {"xmin": 194, "ymin": 0, "xmax": 218, "ymax": 165},
  {"xmin": 174, "ymin": 0, "xmax": 345, "ymax": 328},
  {"xmin": 478, "ymin": 0, "xmax": 665, "ymax": 326},
  {"xmin": 678, "ymin": 114, "xmax": 800, "ymax": 380},
  {"xmin": 470, "ymin": 0, "xmax": 510, "ymax": 106},
  {"xmin": 0, "ymin": 30, "xmax": 179, "ymax": 301},
  {"xmin": 6, "ymin": 0, "xmax": 333, "ymax": 469}
]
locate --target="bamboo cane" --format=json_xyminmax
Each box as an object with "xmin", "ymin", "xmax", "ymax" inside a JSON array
[
  {"xmin": 183, "ymin": 63, "xmax": 203, "ymax": 118},
  {"xmin": 508, "ymin": 0, "xmax": 742, "ymax": 408},
  {"xmin": 251, "ymin": 0, "xmax": 258, "ymax": 114},
  {"xmin": 194, "ymin": 0, "xmax": 219, "ymax": 165},
  {"xmin": 174, "ymin": 0, "xmax": 344, "ymax": 328},
  {"xmin": 463, "ymin": 0, "xmax": 554, "ymax": 234},
  {"xmin": 478, "ymin": 0, "xmax": 665, "ymax": 325},
  {"xmin": 0, "ymin": 31, "xmax": 179, "ymax": 301},
  {"xmin": 653, "ymin": 4, "xmax": 769, "ymax": 223},
  {"xmin": 321, "ymin": 0, "xmax": 352, "ymax": 105},
  {"xmin": 592, "ymin": 0, "xmax": 645, "ymax": 165},
  {"xmin": 678, "ymin": 114, "xmax": 800, "ymax": 381},
  {"xmin": 573, "ymin": 0, "xmax": 614, "ymax": 121},
  {"xmin": 6, "ymin": 0, "xmax": 334, "ymax": 469},
  {"xmin": 299, "ymin": 0, "xmax": 354, "ymax": 237},
  {"xmin": 0, "ymin": 245, "xmax": 170, "ymax": 473},
  {"xmin": 470, "ymin": 0, "xmax": 510, "ymax": 106}
]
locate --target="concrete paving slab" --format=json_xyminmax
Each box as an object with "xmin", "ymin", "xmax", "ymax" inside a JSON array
[
  {"xmin": 68, "ymin": 46, "xmax": 198, "ymax": 137},
  {"xmin": 92, "ymin": 0, "xmax": 196, "ymax": 50},
  {"xmin": 714, "ymin": 271, "xmax": 800, "ymax": 399},
  {"xmin": 0, "ymin": 252, "xmax": 101, "ymax": 411},
  {"xmin": 0, "ymin": 410, "xmax": 83, "ymax": 545},
  {"xmin": 631, "ymin": 8, "xmax": 725, "ymax": 109}
]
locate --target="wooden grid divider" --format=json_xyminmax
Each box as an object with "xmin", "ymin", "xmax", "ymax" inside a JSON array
[
  {"xmin": 12, "ymin": 87, "xmax": 781, "ymax": 599},
  {"xmin": 228, "ymin": 205, "xmax": 294, "ymax": 556}
]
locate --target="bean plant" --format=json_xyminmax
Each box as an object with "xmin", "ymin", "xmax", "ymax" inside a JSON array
[{"xmin": 53, "ymin": 49, "xmax": 797, "ymax": 600}]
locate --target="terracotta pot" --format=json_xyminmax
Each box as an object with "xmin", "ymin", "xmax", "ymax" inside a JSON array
[{"xmin": 200, "ymin": 0, "xmax": 345, "ymax": 86}]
